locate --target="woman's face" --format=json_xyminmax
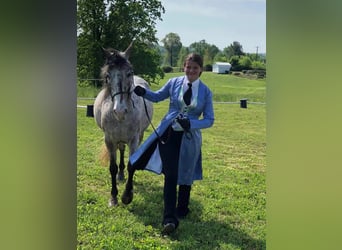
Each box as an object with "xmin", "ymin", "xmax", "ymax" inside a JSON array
[{"xmin": 184, "ymin": 60, "xmax": 202, "ymax": 83}]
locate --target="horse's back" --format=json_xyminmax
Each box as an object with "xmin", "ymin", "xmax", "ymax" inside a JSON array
[
  {"xmin": 133, "ymin": 76, "xmax": 153, "ymax": 131},
  {"xmin": 133, "ymin": 75, "xmax": 149, "ymax": 88},
  {"xmin": 93, "ymin": 88, "xmax": 108, "ymax": 129}
]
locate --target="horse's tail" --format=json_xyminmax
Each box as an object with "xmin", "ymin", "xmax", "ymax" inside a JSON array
[{"xmin": 98, "ymin": 143, "xmax": 109, "ymax": 167}]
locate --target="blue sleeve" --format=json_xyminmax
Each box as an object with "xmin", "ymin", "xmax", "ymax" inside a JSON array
[
  {"xmin": 190, "ymin": 89, "xmax": 215, "ymax": 129},
  {"xmin": 142, "ymin": 79, "xmax": 172, "ymax": 103}
]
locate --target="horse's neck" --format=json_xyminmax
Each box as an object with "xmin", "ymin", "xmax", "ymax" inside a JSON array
[{"xmin": 104, "ymin": 87, "xmax": 111, "ymax": 98}]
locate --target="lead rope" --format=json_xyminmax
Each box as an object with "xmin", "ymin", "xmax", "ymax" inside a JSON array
[{"xmin": 142, "ymin": 98, "xmax": 170, "ymax": 145}]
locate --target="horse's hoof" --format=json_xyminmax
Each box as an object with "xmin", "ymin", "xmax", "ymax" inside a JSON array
[
  {"xmin": 108, "ymin": 197, "xmax": 118, "ymax": 207},
  {"xmin": 121, "ymin": 190, "xmax": 133, "ymax": 205}
]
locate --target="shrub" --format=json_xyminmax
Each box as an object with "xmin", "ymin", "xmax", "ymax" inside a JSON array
[
  {"xmin": 244, "ymin": 69, "xmax": 266, "ymax": 79},
  {"xmin": 239, "ymin": 56, "xmax": 252, "ymax": 70},
  {"xmin": 204, "ymin": 64, "xmax": 212, "ymax": 71},
  {"xmin": 162, "ymin": 65, "xmax": 173, "ymax": 73},
  {"xmin": 251, "ymin": 61, "xmax": 266, "ymax": 70}
]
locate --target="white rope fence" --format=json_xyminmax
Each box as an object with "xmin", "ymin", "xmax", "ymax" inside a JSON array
[
  {"xmin": 77, "ymin": 98, "xmax": 266, "ymax": 109},
  {"xmin": 77, "ymin": 79, "xmax": 266, "ymax": 107},
  {"xmin": 213, "ymin": 101, "xmax": 266, "ymax": 105}
]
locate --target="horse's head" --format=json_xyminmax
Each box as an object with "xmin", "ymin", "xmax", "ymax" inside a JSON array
[{"xmin": 101, "ymin": 43, "xmax": 134, "ymax": 121}]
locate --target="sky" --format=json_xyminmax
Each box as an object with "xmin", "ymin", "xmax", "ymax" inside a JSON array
[{"xmin": 155, "ymin": 0, "xmax": 266, "ymax": 53}]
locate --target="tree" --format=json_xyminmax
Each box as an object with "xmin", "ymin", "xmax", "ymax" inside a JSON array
[
  {"xmin": 229, "ymin": 55, "xmax": 241, "ymax": 71},
  {"xmin": 161, "ymin": 33, "xmax": 182, "ymax": 67},
  {"xmin": 77, "ymin": 0, "xmax": 165, "ymax": 86},
  {"xmin": 189, "ymin": 40, "xmax": 219, "ymax": 66},
  {"xmin": 213, "ymin": 51, "xmax": 228, "ymax": 62},
  {"xmin": 130, "ymin": 41, "xmax": 165, "ymax": 84},
  {"xmin": 77, "ymin": 0, "xmax": 107, "ymax": 86},
  {"xmin": 207, "ymin": 44, "xmax": 220, "ymax": 62},
  {"xmin": 103, "ymin": 0, "xmax": 164, "ymax": 47},
  {"xmin": 189, "ymin": 39, "xmax": 207, "ymax": 56},
  {"xmin": 239, "ymin": 56, "xmax": 252, "ymax": 70},
  {"xmin": 223, "ymin": 41, "xmax": 245, "ymax": 59},
  {"xmin": 176, "ymin": 46, "xmax": 190, "ymax": 70}
]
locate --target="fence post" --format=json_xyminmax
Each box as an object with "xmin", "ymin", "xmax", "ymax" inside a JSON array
[
  {"xmin": 240, "ymin": 99, "xmax": 248, "ymax": 108},
  {"xmin": 86, "ymin": 105, "xmax": 94, "ymax": 117}
]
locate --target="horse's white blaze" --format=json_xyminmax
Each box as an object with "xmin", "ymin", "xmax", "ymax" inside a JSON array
[{"xmin": 113, "ymin": 97, "xmax": 128, "ymax": 121}]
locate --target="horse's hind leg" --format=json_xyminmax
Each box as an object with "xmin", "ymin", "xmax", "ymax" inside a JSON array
[
  {"xmin": 121, "ymin": 162, "xmax": 135, "ymax": 205},
  {"xmin": 117, "ymin": 143, "xmax": 125, "ymax": 181}
]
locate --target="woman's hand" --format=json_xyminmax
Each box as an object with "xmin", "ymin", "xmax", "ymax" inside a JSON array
[
  {"xmin": 176, "ymin": 116, "xmax": 191, "ymax": 131},
  {"xmin": 134, "ymin": 86, "xmax": 146, "ymax": 96}
]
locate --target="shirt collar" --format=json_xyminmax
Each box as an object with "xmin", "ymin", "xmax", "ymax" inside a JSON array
[{"xmin": 184, "ymin": 77, "xmax": 200, "ymax": 87}]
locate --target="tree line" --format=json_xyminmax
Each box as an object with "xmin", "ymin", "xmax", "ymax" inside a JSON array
[
  {"xmin": 161, "ymin": 33, "xmax": 265, "ymax": 73},
  {"xmin": 77, "ymin": 0, "xmax": 265, "ymax": 87}
]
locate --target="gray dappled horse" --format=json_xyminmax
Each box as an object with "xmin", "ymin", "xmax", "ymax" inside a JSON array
[{"xmin": 94, "ymin": 43, "xmax": 153, "ymax": 206}]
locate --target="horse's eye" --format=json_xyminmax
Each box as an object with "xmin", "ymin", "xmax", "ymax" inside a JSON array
[
  {"xmin": 105, "ymin": 73, "xmax": 110, "ymax": 82},
  {"xmin": 127, "ymin": 71, "xmax": 133, "ymax": 77}
]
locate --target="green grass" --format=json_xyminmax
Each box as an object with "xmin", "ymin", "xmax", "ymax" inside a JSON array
[
  {"xmin": 77, "ymin": 72, "xmax": 266, "ymax": 249},
  {"xmin": 78, "ymin": 72, "xmax": 266, "ymax": 103},
  {"xmin": 77, "ymin": 85, "xmax": 101, "ymax": 98},
  {"xmin": 151, "ymin": 72, "xmax": 266, "ymax": 103}
]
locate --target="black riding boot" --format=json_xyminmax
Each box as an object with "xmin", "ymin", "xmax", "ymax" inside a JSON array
[{"xmin": 177, "ymin": 185, "xmax": 191, "ymax": 218}]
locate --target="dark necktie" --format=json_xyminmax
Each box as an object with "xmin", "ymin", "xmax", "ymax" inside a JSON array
[{"xmin": 183, "ymin": 83, "xmax": 192, "ymax": 105}]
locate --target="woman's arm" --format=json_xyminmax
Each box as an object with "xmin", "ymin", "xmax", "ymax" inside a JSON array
[
  {"xmin": 143, "ymin": 79, "xmax": 172, "ymax": 103},
  {"xmin": 190, "ymin": 89, "xmax": 214, "ymax": 130}
]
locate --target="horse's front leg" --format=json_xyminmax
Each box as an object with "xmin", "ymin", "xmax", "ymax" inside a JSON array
[
  {"xmin": 117, "ymin": 143, "xmax": 125, "ymax": 181},
  {"xmin": 109, "ymin": 158, "xmax": 119, "ymax": 206},
  {"xmin": 121, "ymin": 161, "xmax": 135, "ymax": 205},
  {"xmin": 121, "ymin": 137, "xmax": 139, "ymax": 205},
  {"xmin": 106, "ymin": 140, "xmax": 119, "ymax": 207}
]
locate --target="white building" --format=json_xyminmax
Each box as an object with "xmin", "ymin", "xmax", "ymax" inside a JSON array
[{"xmin": 212, "ymin": 62, "xmax": 232, "ymax": 74}]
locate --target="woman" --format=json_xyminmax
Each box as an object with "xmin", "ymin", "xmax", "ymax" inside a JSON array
[{"xmin": 130, "ymin": 53, "xmax": 214, "ymax": 235}]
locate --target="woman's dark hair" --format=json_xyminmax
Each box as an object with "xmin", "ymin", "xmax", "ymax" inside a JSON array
[{"xmin": 184, "ymin": 53, "xmax": 203, "ymax": 68}]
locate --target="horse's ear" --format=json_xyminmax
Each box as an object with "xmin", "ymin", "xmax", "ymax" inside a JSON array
[
  {"xmin": 102, "ymin": 47, "xmax": 111, "ymax": 58},
  {"xmin": 123, "ymin": 41, "xmax": 134, "ymax": 59}
]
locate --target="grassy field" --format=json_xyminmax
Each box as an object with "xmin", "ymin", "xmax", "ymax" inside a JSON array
[
  {"xmin": 77, "ymin": 72, "xmax": 266, "ymax": 103},
  {"xmin": 77, "ymin": 72, "xmax": 266, "ymax": 249}
]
